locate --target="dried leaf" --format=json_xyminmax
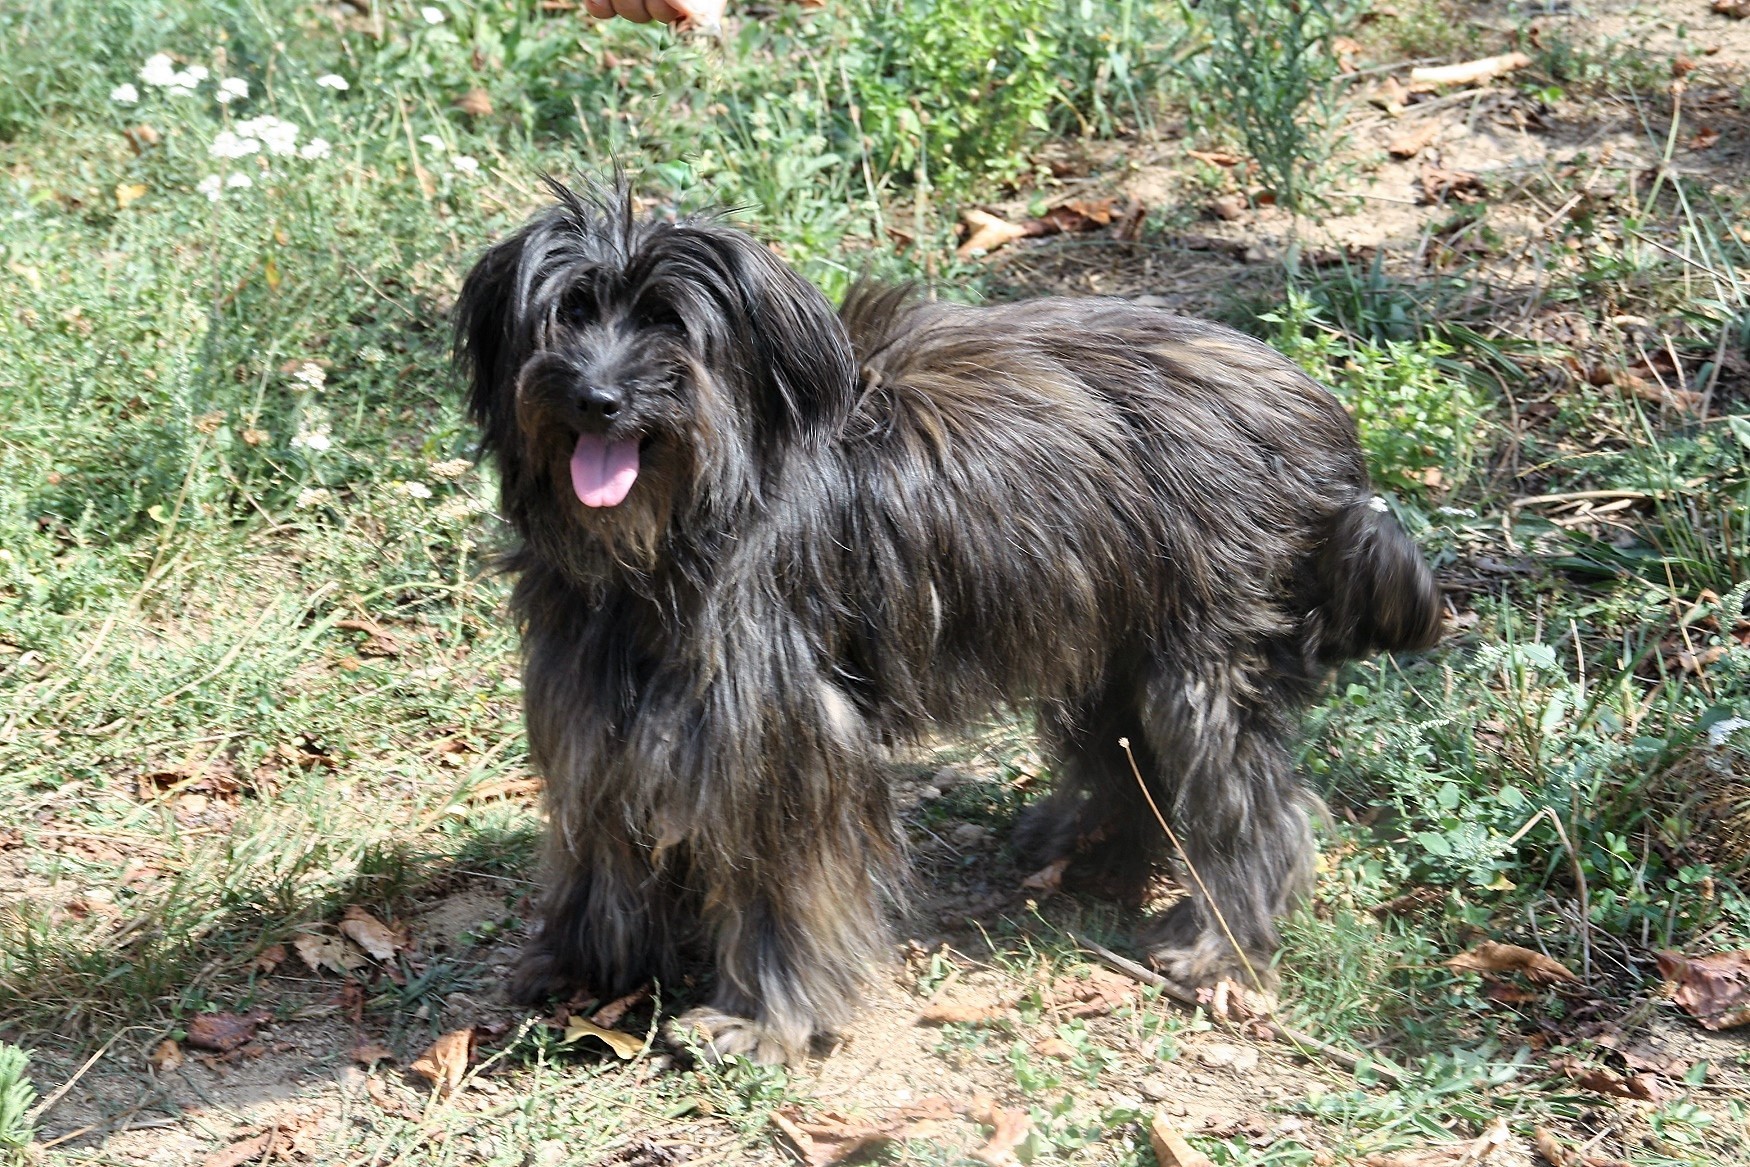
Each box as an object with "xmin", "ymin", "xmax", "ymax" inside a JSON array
[
  {"xmin": 1387, "ymin": 121, "xmax": 1442, "ymax": 159},
  {"xmin": 563, "ymin": 1015, "xmax": 644, "ymax": 1059},
  {"xmin": 1209, "ymin": 194, "xmax": 1247, "ymax": 221},
  {"xmin": 409, "ymin": 1028, "xmax": 473, "ymax": 1097},
  {"xmin": 591, "ymin": 986, "xmax": 651, "ymax": 1030},
  {"xmin": 250, "ymin": 943, "xmax": 287, "ymax": 975},
  {"xmin": 1419, "ymin": 163, "xmax": 1486, "ymax": 205},
  {"xmin": 1020, "ymin": 856, "xmax": 1069, "ymax": 892},
  {"xmin": 365, "ymin": 1074, "xmax": 418, "ymax": 1118},
  {"xmin": 957, "ymin": 209, "xmax": 1029, "ymax": 259},
  {"xmin": 967, "ymin": 1096, "xmax": 1031, "ymax": 1167},
  {"xmin": 1688, "ymin": 126, "xmax": 1721, "ymax": 151},
  {"xmin": 772, "ymin": 1098, "xmax": 960, "ymax": 1167},
  {"xmin": 454, "ymin": 88, "xmax": 493, "ymax": 117},
  {"xmin": 1657, "ymin": 949, "xmax": 1750, "ymax": 1030},
  {"xmin": 1446, "ymin": 940, "xmax": 1577, "ymax": 984},
  {"xmin": 115, "ymin": 182, "xmax": 148, "ymax": 209},
  {"xmin": 1534, "ymin": 1127, "xmax": 1580, "ymax": 1167},
  {"xmin": 1149, "ymin": 1114, "xmax": 1216, "ymax": 1167},
  {"xmin": 1187, "ymin": 149, "xmax": 1244, "ymax": 167},
  {"xmin": 293, "ymin": 931, "xmax": 367, "ymax": 975},
  {"xmin": 186, "ymin": 1012, "xmax": 263, "ymax": 1053},
  {"xmin": 148, "ymin": 1039, "xmax": 184, "ymax": 1071},
  {"xmin": 339, "ymin": 905, "xmax": 400, "ymax": 961},
  {"xmin": 1713, "ymin": 0, "xmax": 1750, "ymax": 17},
  {"xmin": 351, "ymin": 1042, "xmax": 395, "ymax": 1065},
  {"xmin": 199, "ymin": 1131, "xmax": 272, "ymax": 1167},
  {"xmin": 916, "ymin": 996, "xmax": 1012, "ymax": 1025},
  {"xmin": 1552, "ymin": 1056, "xmax": 1665, "ymax": 1101},
  {"xmin": 124, "ymin": 124, "xmax": 161, "ymax": 153}
]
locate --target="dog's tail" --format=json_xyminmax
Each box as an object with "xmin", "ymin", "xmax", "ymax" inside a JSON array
[{"xmin": 1313, "ymin": 495, "xmax": 1444, "ymax": 660}]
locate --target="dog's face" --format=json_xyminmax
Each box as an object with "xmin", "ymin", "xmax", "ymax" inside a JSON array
[{"xmin": 456, "ymin": 181, "xmax": 856, "ymax": 571}]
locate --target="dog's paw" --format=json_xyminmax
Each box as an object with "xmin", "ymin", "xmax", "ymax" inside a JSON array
[
  {"xmin": 666, "ymin": 1006, "xmax": 804, "ymax": 1066},
  {"xmin": 1142, "ymin": 929, "xmax": 1277, "ymax": 996},
  {"xmin": 506, "ymin": 944, "xmax": 581, "ymax": 1006}
]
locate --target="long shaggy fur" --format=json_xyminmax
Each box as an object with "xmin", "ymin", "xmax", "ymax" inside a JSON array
[{"xmin": 455, "ymin": 180, "xmax": 1442, "ymax": 1064}]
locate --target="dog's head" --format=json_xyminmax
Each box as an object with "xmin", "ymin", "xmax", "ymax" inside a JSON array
[{"xmin": 455, "ymin": 178, "xmax": 856, "ymax": 571}]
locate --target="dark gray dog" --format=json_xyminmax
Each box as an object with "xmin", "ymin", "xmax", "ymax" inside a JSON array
[{"xmin": 455, "ymin": 180, "xmax": 1441, "ymax": 1063}]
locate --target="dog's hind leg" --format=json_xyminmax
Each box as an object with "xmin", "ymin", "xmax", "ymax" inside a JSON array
[
  {"xmin": 1131, "ymin": 656, "xmax": 1318, "ymax": 990},
  {"xmin": 1014, "ymin": 681, "xmax": 1164, "ymax": 905}
]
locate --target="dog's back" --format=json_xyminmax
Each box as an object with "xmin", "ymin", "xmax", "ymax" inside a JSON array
[{"xmin": 835, "ymin": 284, "xmax": 1441, "ymax": 680}]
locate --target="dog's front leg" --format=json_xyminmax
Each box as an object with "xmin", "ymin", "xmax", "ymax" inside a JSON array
[{"xmin": 667, "ymin": 678, "xmax": 900, "ymax": 1065}]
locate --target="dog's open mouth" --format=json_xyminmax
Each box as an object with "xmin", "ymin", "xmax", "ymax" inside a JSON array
[{"xmin": 569, "ymin": 432, "xmax": 641, "ymax": 508}]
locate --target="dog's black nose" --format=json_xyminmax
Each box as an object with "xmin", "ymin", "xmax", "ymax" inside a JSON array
[{"xmin": 577, "ymin": 384, "xmax": 624, "ymax": 424}]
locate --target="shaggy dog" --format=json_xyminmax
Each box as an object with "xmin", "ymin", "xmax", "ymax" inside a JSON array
[{"xmin": 455, "ymin": 181, "xmax": 1442, "ymax": 1064}]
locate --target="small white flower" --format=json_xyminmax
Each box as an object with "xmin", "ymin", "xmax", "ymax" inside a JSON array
[
  {"xmin": 111, "ymin": 83, "xmax": 139, "ymax": 104},
  {"xmin": 451, "ymin": 154, "xmax": 479, "ymax": 176},
  {"xmin": 421, "ymin": 6, "xmax": 446, "ymax": 23},
  {"xmin": 196, "ymin": 174, "xmax": 223, "ymax": 201},
  {"xmin": 209, "ymin": 130, "xmax": 260, "ymax": 159},
  {"xmin": 292, "ymin": 362, "xmax": 327, "ymax": 390},
  {"xmin": 184, "ymin": 64, "xmax": 209, "ymax": 82},
  {"xmin": 296, "ymin": 487, "xmax": 333, "ymax": 509},
  {"xmin": 292, "ymin": 425, "xmax": 334, "ymax": 453},
  {"xmin": 433, "ymin": 496, "xmax": 483, "ymax": 523},
  {"xmin": 429, "ymin": 459, "xmax": 472, "ymax": 479},
  {"xmin": 399, "ymin": 480, "xmax": 433, "ymax": 500},
  {"xmin": 168, "ymin": 68, "xmax": 204, "ymax": 93},
  {"xmin": 359, "ymin": 345, "xmax": 387, "ymax": 364},
  {"xmin": 1709, "ymin": 717, "xmax": 1750, "ymax": 747},
  {"xmin": 418, "ymin": 133, "xmax": 446, "ymax": 152},
  {"xmin": 225, "ymin": 171, "xmax": 253, "ymax": 189},
  {"xmin": 140, "ymin": 53, "xmax": 177, "ymax": 86},
  {"xmin": 315, "ymin": 73, "xmax": 350, "ymax": 91},
  {"xmin": 299, "ymin": 138, "xmax": 331, "ymax": 160},
  {"xmin": 216, "ymin": 77, "xmax": 249, "ymax": 104},
  {"xmin": 236, "ymin": 115, "xmax": 299, "ymax": 156}
]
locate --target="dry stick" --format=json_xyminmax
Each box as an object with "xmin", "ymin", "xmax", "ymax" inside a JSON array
[
  {"xmin": 1117, "ymin": 737, "xmax": 1268, "ymax": 995},
  {"xmin": 1505, "ymin": 807, "xmax": 1593, "ymax": 984},
  {"xmin": 1079, "ymin": 938, "xmax": 1405, "ymax": 1086},
  {"xmin": 26, "ymin": 1031, "xmax": 124, "ymax": 1124},
  {"xmin": 1113, "ymin": 739, "xmax": 1410, "ymax": 1086}
]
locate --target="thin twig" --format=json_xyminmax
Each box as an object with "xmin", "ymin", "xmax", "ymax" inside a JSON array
[
  {"xmin": 1505, "ymin": 808, "xmax": 1593, "ymax": 984},
  {"xmin": 1118, "ymin": 737, "xmax": 1268, "ymax": 995},
  {"xmin": 26, "ymin": 1031, "xmax": 123, "ymax": 1123},
  {"xmin": 1079, "ymin": 938, "xmax": 1405, "ymax": 1085}
]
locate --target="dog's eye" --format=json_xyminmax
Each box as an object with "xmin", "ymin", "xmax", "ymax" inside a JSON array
[
  {"xmin": 633, "ymin": 301, "xmax": 684, "ymax": 333},
  {"xmin": 559, "ymin": 292, "xmax": 594, "ymax": 327}
]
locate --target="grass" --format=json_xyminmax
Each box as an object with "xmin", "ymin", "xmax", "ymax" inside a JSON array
[{"xmin": 3, "ymin": 0, "xmax": 1750, "ymax": 1164}]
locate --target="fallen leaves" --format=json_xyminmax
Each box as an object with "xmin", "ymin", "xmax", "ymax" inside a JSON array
[
  {"xmin": 955, "ymin": 197, "xmax": 1140, "ymax": 258},
  {"xmin": 1657, "ymin": 949, "xmax": 1750, "ymax": 1030},
  {"xmin": 114, "ymin": 182, "xmax": 148, "ymax": 209},
  {"xmin": 148, "ymin": 1039, "xmax": 184, "ymax": 1071},
  {"xmin": 771, "ymin": 1097, "xmax": 957, "ymax": 1167},
  {"xmin": 1551, "ymin": 1055, "xmax": 1665, "ymax": 1102},
  {"xmin": 409, "ymin": 1027, "xmax": 473, "ymax": 1098},
  {"xmin": 1363, "ymin": 1118, "xmax": 1510, "ymax": 1165},
  {"xmin": 1446, "ymin": 941, "xmax": 1577, "ymax": 985},
  {"xmin": 966, "ymin": 1095, "xmax": 1031, "ymax": 1167},
  {"xmin": 186, "ymin": 1011, "xmax": 268, "ymax": 1053},
  {"xmin": 916, "ymin": 996, "xmax": 1013, "ymax": 1025},
  {"xmin": 1019, "ymin": 856, "xmax": 1068, "ymax": 893},
  {"xmin": 293, "ymin": 931, "xmax": 367, "ymax": 976},
  {"xmin": 1419, "ymin": 163, "xmax": 1486, "ymax": 205},
  {"xmin": 338, "ymin": 905, "xmax": 403, "ymax": 962},
  {"xmin": 562, "ymin": 1015, "xmax": 645, "ymax": 1059},
  {"xmin": 453, "ymin": 88, "xmax": 493, "ymax": 118},
  {"xmin": 1713, "ymin": 0, "xmax": 1750, "ymax": 18},
  {"xmin": 1387, "ymin": 121, "xmax": 1442, "ymax": 160},
  {"xmin": 200, "ymin": 1130, "xmax": 274, "ymax": 1167},
  {"xmin": 957, "ymin": 209, "xmax": 1030, "ymax": 258}
]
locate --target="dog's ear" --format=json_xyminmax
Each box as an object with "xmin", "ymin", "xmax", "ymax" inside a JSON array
[
  {"xmin": 454, "ymin": 225, "xmax": 531, "ymax": 460},
  {"xmin": 678, "ymin": 225, "xmax": 857, "ymax": 443}
]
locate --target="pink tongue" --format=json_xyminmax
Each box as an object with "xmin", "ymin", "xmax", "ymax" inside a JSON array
[{"xmin": 569, "ymin": 433, "xmax": 640, "ymax": 507}]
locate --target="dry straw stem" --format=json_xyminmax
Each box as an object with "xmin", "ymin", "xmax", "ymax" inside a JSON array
[{"xmin": 1078, "ymin": 938, "xmax": 1406, "ymax": 1086}]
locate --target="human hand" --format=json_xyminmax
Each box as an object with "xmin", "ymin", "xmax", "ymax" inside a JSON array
[{"xmin": 580, "ymin": 0, "xmax": 687, "ymax": 23}]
